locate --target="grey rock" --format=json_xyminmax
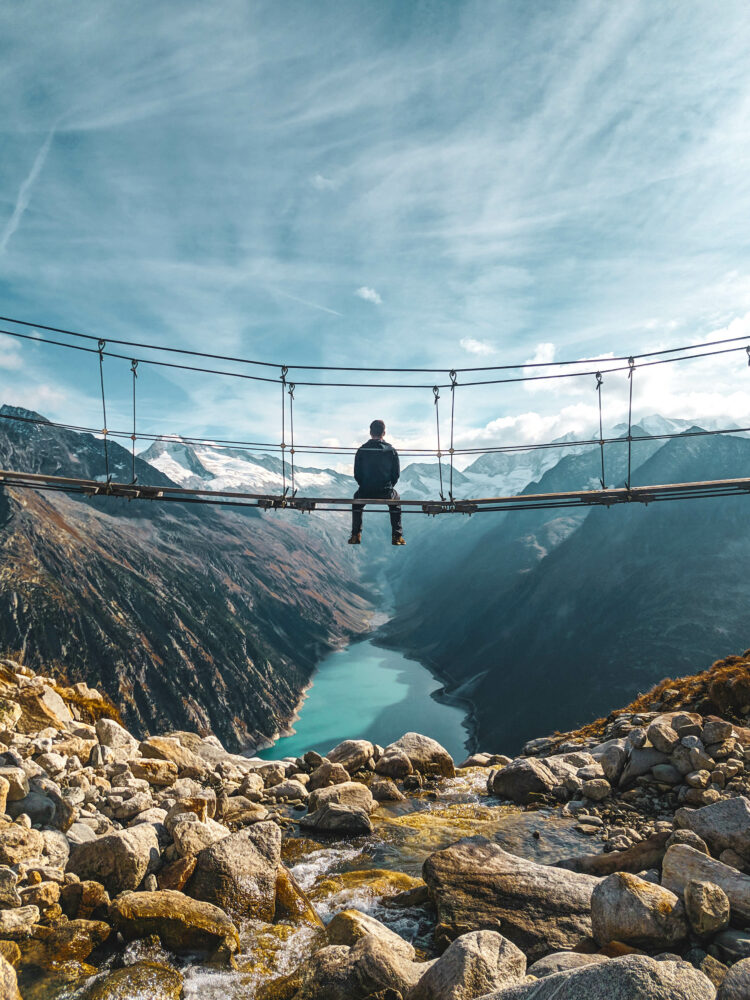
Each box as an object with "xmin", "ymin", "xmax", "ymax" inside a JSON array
[
  {"xmin": 95, "ymin": 718, "xmax": 139, "ymax": 754},
  {"xmin": 422, "ymin": 836, "xmax": 598, "ymax": 961},
  {"xmin": 66, "ymin": 822, "xmax": 97, "ymax": 846},
  {"xmin": 0, "ymin": 866, "xmax": 21, "ymax": 908},
  {"xmin": 675, "ymin": 796, "xmax": 750, "ymax": 859},
  {"xmin": 326, "ymin": 739, "xmax": 375, "ymax": 773},
  {"xmin": 591, "ymin": 873, "xmax": 688, "ymax": 949},
  {"xmin": 0, "ymin": 905, "xmax": 39, "ymax": 939},
  {"xmin": 667, "ymin": 830, "xmax": 710, "ymax": 855},
  {"xmin": 527, "ymin": 952, "xmax": 609, "ymax": 978},
  {"xmin": 662, "ymin": 844, "xmax": 750, "ymax": 923},
  {"xmin": 308, "ymin": 761, "xmax": 350, "ymax": 790},
  {"xmin": 619, "ymin": 748, "xmax": 670, "ymax": 787},
  {"xmin": 308, "ymin": 781, "xmax": 374, "ymax": 815},
  {"xmin": 488, "ymin": 758, "xmax": 558, "ymax": 804},
  {"xmin": 717, "ymin": 956, "xmax": 750, "ymax": 999},
  {"xmin": 67, "ymin": 823, "xmax": 161, "ymax": 895},
  {"xmin": 370, "ymin": 778, "xmax": 405, "ymax": 802},
  {"xmin": 684, "ymin": 879, "xmax": 730, "ymax": 937},
  {"xmin": 7, "ymin": 791, "xmax": 55, "ymax": 826},
  {"xmin": 652, "ymin": 764, "xmax": 683, "ymax": 785},
  {"xmin": 648, "ymin": 722, "xmax": 680, "ymax": 754},
  {"xmin": 326, "ymin": 909, "xmax": 415, "ymax": 960},
  {"xmin": 385, "ymin": 732, "xmax": 455, "ymax": 778},
  {"xmin": 479, "ymin": 954, "xmax": 716, "ymax": 999},
  {"xmin": 375, "ymin": 747, "xmax": 413, "ymax": 779},
  {"xmin": 291, "ymin": 936, "xmax": 424, "ymax": 1000},
  {"xmin": 407, "ymin": 930, "xmax": 526, "ymax": 1000},
  {"xmin": 187, "ymin": 821, "xmax": 281, "ymax": 921},
  {"xmin": 713, "ymin": 928, "xmax": 750, "ymax": 963},
  {"xmin": 300, "ymin": 801, "xmax": 373, "ymax": 835}
]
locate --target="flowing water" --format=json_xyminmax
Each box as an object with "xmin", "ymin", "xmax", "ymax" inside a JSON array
[{"xmin": 257, "ymin": 638, "xmax": 471, "ymax": 762}]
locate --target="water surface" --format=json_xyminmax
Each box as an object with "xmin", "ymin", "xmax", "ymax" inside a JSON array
[{"xmin": 258, "ymin": 638, "xmax": 469, "ymax": 760}]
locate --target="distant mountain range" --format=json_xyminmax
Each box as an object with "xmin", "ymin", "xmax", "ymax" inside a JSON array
[{"xmin": 3, "ymin": 402, "xmax": 749, "ymax": 756}]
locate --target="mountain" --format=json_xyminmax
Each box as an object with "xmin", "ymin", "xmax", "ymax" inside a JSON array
[
  {"xmin": 382, "ymin": 429, "xmax": 750, "ymax": 753},
  {"xmin": 0, "ymin": 406, "xmax": 375, "ymax": 749}
]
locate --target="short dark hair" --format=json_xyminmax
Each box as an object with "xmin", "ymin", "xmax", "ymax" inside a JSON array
[{"xmin": 370, "ymin": 419, "xmax": 386, "ymax": 437}]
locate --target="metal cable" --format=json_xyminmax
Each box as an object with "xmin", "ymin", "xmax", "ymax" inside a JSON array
[
  {"xmin": 449, "ymin": 369, "xmax": 457, "ymax": 501},
  {"xmin": 626, "ymin": 357, "xmax": 635, "ymax": 490},
  {"xmin": 97, "ymin": 339, "xmax": 110, "ymax": 482},
  {"xmin": 4, "ymin": 311, "xmax": 750, "ymax": 376},
  {"xmin": 280, "ymin": 366, "xmax": 288, "ymax": 496},
  {"xmin": 288, "ymin": 382, "xmax": 296, "ymax": 496},
  {"xmin": 433, "ymin": 386, "xmax": 445, "ymax": 501},
  {"xmin": 130, "ymin": 360, "xmax": 138, "ymax": 484},
  {"xmin": 595, "ymin": 371, "xmax": 606, "ymax": 489}
]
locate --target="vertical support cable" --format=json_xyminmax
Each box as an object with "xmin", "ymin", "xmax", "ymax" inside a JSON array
[
  {"xmin": 97, "ymin": 339, "xmax": 110, "ymax": 482},
  {"xmin": 449, "ymin": 369, "xmax": 458, "ymax": 502},
  {"xmin": 280, "ymin": 366, "xmax": 288, "ymax": 496},
  {"xmin": 433, "ymin": 386, "xmax": 445, "ymax": 501},
  {"xmin": 288, "ymin": 381, "xmax": 296, "ymax": 496},
  {"xmin": 595, "ymin": 371, "xmax": 605, "ymax": 489},
  {"xmin": 130, "ymin": 360, "xmax": 138, "ymax": 484},
  {"xmin": 626, "ymin": 357, "xmax": 636, "ymax": 491}
]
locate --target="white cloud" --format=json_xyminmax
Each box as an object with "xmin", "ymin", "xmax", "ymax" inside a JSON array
[
  {"xmin": 310, "ymin": 173, "xmax": 338, "ymax": 191},
  {"xmin": 355, "ymin": 286, "xmax": 382, "ymax": 305},
  {"xmin": 0, "ymin": 342, "xmax": 23, "ymax": 370},
  {"xmin": 524, "ymin": 342, "xmax": 556, "ymax": 366},
  {"xmin": 460, "ymin": 337, "xmax": 495, "ymax": 356}
]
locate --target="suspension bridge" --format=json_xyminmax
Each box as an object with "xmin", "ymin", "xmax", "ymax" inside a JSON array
[{"xmin": 2, "ymin": 313, "xmax": 750, "ymax": 517}]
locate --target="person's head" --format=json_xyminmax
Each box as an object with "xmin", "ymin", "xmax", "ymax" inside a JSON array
[{"xmin": 369, "ymin": 419, "xmax": 386, "ymax": 439}]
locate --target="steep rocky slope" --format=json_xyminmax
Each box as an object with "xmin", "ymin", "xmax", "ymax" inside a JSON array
[
  {"xmin": 384, "ymin": 431, "xmax": 750, "ymax": 753},
  {"xmin": 0, "ymin": 407, "xmax": 374, "ymax": 748}
]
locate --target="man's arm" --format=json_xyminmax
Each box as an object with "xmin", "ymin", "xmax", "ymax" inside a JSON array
[
  {"xmin": 354, "ymin": 448, "xmax": 363, "ymax": 486},
  {"xmin": 392, "ymin": 448, "xmax": 400, "ymax": 486}
]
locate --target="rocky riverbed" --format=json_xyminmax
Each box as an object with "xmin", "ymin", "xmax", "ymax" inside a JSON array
[{"xmin": 1, "ymin": 656, "xmax": 750, "ymax": 998}]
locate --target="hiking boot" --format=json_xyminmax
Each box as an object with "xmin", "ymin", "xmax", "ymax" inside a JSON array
[
  {"xmin": 392, "ymin": 534, "xmax": 406, "ymax": 546},
  {"xmin": 348, "ymin": 533, "xmax": 361, "ymax": 545}
]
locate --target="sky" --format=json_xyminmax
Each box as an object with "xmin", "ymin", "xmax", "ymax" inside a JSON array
[{"xmin": 2, "ymin": 0, "xmax": 750, "ymax": 473}]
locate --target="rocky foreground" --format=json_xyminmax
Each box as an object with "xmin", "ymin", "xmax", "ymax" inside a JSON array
[{"xmin": 0, "ymin": 658, "xmax": 750, "ymax": 997}]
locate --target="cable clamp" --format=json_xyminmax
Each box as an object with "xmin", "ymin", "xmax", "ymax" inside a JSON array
[
  {"xmin": 280, "ymin": 365, "xmax": 289, "ymax": 382},
  {"xmin": 131, "ymin": 359, "xmax": 138, "ymax": 377},
  {"xmin": 97, "ymin": 339, "xmax": 106, "ymax": 354},
  {"xmin": 433, "ymin": 385, "xmax": 440, "ymax": 403},
  {"xmin": 746, "ymin": 346, "xmax": 750, "ymax": 366},
  {"xmin": 595, "ymin": 371, "xmax": 603, "ymax": 389},
  {"xmin": 449, "ymin": 369, "xmax": 458, "ymax": 387},
  {"xmin": 628, "ymin": 356, "xmax": 635, "ymax": 377},
  {"xmin": 288, "ymin": 381, "xmax": 295, "ymax": 398}
]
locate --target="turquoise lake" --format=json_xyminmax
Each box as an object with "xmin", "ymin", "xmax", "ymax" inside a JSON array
[{"xmin": 257, "ymin": 638, "xmax": 470, "ymax": 761}]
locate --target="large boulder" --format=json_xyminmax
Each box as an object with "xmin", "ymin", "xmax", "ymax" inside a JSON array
[
  {"xmin": 619, "ymin": 748, "xmax": 670, "ymax": 787},
  {"xmin": 15, "ymin": 685, "xmax": 73, "ymax": 732},
  {"xmin": 375, "ymin": 747, "xmax": 413, "ymax": 779},
  {"xmin": 718, "ymin": 957, "xmax": 750, "ymax": 999},
  {"xmin": 385, "ymin": 733, "xmax": 455, "ymax": 778},
  {"xmin": 326, "ymin": 740, "xmax": 375, "ymax": 773},
  {"xmin": 591, "ymin": 873, "xmax": 688, "ymax": 949},
  {"xmin": 66, "ymin": 824, "xmax": 161, "ymax": 895},
  {"xmin": 407, "ymin": 930, "xmax": 526, "ymax": 1000},
  {"xmin": 307, "ymin": 781, "xmax": 375, "ymax": 815},
  {"xmin": 488, "ymin": 759, "xmax": 557, "ymax": 804},
  {"xmin": 527, "ymin": 953, "xmax": 609, "ymax": 978},
  {"xmin": 139, "ymin": 737, "xmax": 208, "ymax": 780},
  {"xmin": 187, "ymin": 821, "xmax": 281, "ymax": 921},
  {"xmin": 663, "ymin": 844, "xmax": 750, "ymax": 923},
  {"xmin": 675, "ymin": 797, "xmax": 750, "ymax": 859},
  {"xmin": 308, "ymin": 761, "xmax": 350, "ymax": 791},
  {"xmin": 422, "ymin": 836, "xmax": 598, "ymax": 960},
  {"xmin": 558, "ymin": 832, "xmax": 670, "ymax": 876},
  {"xmin": 0, "ymin": 906, "xmax": 39, "ymax": 939},
  {"xmin": 16, "ymin": 919, "xmax": 110, "ymax": 968},
  {"xmin": 291, "ymin": 935, "xmax": 424, "ymax": 1000},
  {"xmin": 327, "ymin": 909, "xmax": 415, "ymax": 960},
  {"xmin": 79, "ymin": 961, "xmax": 183, "ymax": 1000},
  {"xmin": 95, "ymin": 718, "xmax": 139, "ymax": 755},
  {"xmin": 479, "ymin": 954, "xmax": 716, "ymax": 999},
  {"xmin": 300, "ymin": 801, "xmax": 373, "ymax": 836},
  {"xmin": 109, "ymin": 890, "xmax": 239, "ymax": 963}
]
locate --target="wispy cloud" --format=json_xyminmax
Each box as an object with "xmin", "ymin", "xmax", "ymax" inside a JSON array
[
  {"xmin": 310, "ymin": 173, "xmax": 339, "ymax": 191},
  {"xmin": 355, "ymin": 286, "xmax": 382, "ymax": 305},
  {"xmin": 0, "ymin": 125, "xmax": 55, "ymax": 255},
  {"xmin": 460, "ymin": 337, "xmax": 495, "ymax": 356}
]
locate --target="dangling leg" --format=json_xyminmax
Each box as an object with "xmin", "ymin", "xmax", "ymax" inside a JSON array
[
  {"xmin": 349, "ymin": 490, "xmax": 364, "ymax": 544},
  {"xmin": 390, "ymin": 489, "xmax": 405, "ymax": 545}
]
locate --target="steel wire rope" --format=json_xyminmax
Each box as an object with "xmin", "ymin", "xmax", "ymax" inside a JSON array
[
  {"xmin": 595, "ymin": 371, "xmax": 606, "ymax": 489},
  {"xmin": 433, "ymin": 386, "xmax": 445, "ymax": 501},
  {"xmin": 97, "ymin": 340, "xmax": 110, "ymax": 482},
  {"xmin": 4, "ymin": 311, "xmax": 750, "ymax": 375},
  {"xmin": 130, "ymin": 360, "xmax": 138, "ymax": 484}
]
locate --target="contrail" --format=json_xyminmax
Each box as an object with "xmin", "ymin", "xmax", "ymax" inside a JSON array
[{"xmin": 0, "ymin": 126, "xmax": 56, "ymax": 255}]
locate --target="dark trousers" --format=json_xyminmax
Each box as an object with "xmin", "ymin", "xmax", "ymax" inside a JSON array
[{"xmin": 352, "ymin": 487, "xmax": 402, "ymax": 535}]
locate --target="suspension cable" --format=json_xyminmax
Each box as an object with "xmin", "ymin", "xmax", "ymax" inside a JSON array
[
  {"xmin": 280, "ymin": 366, "xmax": 288, "ymax": 497},
  {"xmin": 433, "ymin": 386, "xmax": 445, "ymax": 501},
  {"xmin": 595, "ymin": 371, "xmax": 605, "ymax": 489},
  {"xmin": 97, "ymin": 339, "xmax": 110, "ymax": 482},
  {"xmin": 288, "ymin": 382, "xmax": 296, "ymax": 497},
  {"xmin": 130, "ymin": 359, "xmax": 138, "ymax": 484},
  {"xmin": 4, "ymin": 311, "xmax": 750, "ymax": 376},
  {"xmin": 449, "ymin": 369, "xmax": 457, "ymax": 501},
  {"xmin": 626, "ymin": 357, "xmax": 636, "ymax": 490}
]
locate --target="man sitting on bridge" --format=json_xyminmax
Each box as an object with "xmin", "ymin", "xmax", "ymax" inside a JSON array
[{"xmin": 348, "ymin": 419, "xmax": 405, "ymax": 546}]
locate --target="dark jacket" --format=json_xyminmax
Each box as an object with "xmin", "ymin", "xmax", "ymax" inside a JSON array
[{"xmin": 354, "ymin": 439, "xmax": 400, "ymax": 492}]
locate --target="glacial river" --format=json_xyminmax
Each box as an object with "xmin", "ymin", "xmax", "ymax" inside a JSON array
[{"xmin": 257, "ymin": 638, "xmax": 470, "ymax": 761}]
